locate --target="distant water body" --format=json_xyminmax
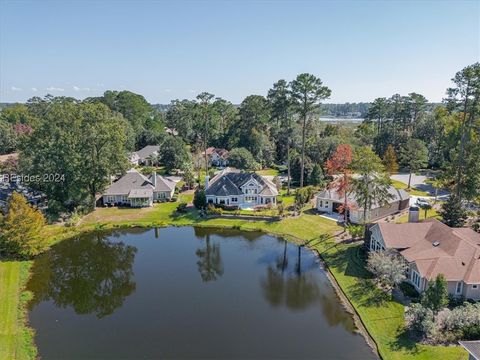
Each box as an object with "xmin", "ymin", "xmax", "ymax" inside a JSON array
[{"xmin": 319, "ymin": 117, "xmax": 364, "ymax": 123}]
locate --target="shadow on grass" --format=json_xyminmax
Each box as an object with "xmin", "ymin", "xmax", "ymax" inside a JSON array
[{"xmin": 389, "ymin": 327, "xmax": 423, "ymax": 355}]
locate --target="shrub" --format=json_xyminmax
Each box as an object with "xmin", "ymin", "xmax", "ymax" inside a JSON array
[
  {"xmin": 206, "ymin": 204, "xmax": 222, "ymax": 215},
  {"xmin": 400, "ymin": 282, "xmax": 420, "ymax": 299},
  {"xmin": 367, "ymin": 250, "xmax": 408, "ymax": 294},
  {"xmin": 176, "ymin": 203, "xmax": 188, "ymax": 213},
  {"xmin": 65, "ymin": 210, "xmax": 82, "ymax": 227},
  {"xmin": 346, "ymin": 224, "xmax": 363, "ymax": 239},
  {"xmin": 193, "ymin": 189, "xmax": 206, "ymax": 209},
  {"xmin": 294, "ymin": 186, "xmax": 316, "ymax": 207},
  {"xmin": 405, "ymin": 303, "xmax": 435, "ymax": 337}
]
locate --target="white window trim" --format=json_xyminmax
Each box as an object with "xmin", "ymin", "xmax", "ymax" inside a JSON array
[
  {"xmin": 456, "ymin": 282, "xmax": 463, "ymax": 294},
  {"xmin": 411, "ymin": 270, "xmax": 421, "ymax": 289}
]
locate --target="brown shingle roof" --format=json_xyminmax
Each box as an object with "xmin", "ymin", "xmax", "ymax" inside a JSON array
[{"xmin": 377, "ymin": 218, "xmax": 480, "ymax": 283}]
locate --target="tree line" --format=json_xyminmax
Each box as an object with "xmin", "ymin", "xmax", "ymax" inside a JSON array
[{"xmin": 0, "ymin": 64, "xmax": 478, "ymax": 219}]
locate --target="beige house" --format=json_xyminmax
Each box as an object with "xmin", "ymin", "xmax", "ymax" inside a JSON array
[
  {"xmin": 369, "ymin": 217, "xmax": 480, "ymax": 300},
  {"xmin": 103, "ymin": 169, "xmax": 176, "ymax": 207}
]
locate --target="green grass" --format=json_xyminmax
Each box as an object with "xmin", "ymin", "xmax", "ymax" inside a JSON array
[
  {"xmin": 396, "ymin": 207, "xmax": 440, "ymax": 223},
  {"xmin": 390, "ymin": 179, "xmax": 430, "ymax": 197},
  {"xmin": 317, "ymin": 243, "xmax": 466, "ymax": 360},
  {"xmin": 255, "ymin": 168, "xmax": 280, "ymax": 176},
  {"xmin": 2, "ymin": 191, "xmax": 467, "ymax": 360},
  {"xmin": 0, "ymin": 261, "xmax": 36, "ymax": 360}
]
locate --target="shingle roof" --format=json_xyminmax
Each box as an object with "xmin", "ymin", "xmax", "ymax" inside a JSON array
[
  {"xmin": 104, "ymin": 170, "xmax": 152, "ymax": 195},
  {"xmin": 128, "ymin": 188, "xmax": 153, "ymax": 199},
  {"xmin": 104, "ymin": 169, "xmax": 175, "ymax": 196},
  {"xmin": 459, "ymin": 341, "xmax": 480, "ymax": 360},
  {"xmin": 377, "ymin": 218, "xmax": 480, "ymax": 283},
  {"xmin": 205, "ymin": 170, "xmax": 278, "ymax": 197},
  {"xmin": 317, "ymin": 184, "xmax": 409, "ymax": 209},
  {"xmin": 135, "ymin": 145, "xmax": 160, "ymax": 160},
  {"xmin": 149, "ymin": 174, "xmax": 176, "ymax": 192}
]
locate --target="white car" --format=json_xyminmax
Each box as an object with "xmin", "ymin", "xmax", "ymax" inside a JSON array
[{"xmin": 416, "ymin": 198, "xmax": 431, "ymax": 207}]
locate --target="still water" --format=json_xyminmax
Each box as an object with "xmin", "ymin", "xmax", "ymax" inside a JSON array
[{"xmin": 27, "ymin": 227, "xmax": 377, "ymax": 359}]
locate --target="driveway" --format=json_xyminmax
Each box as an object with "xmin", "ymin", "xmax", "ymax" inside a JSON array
[{"xmin": 391, "ymin": 172, "xmax": 450, "ymax": 199}]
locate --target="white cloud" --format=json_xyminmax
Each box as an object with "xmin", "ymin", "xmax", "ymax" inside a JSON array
[
  {"xmin": 31, "ymin": 87, "xmax": 38, "ymax": 92},
  {"xmin": 46, "ymin": 86, "xmax": 65, "ymax": 92},
  {"xmin": 11, "ymin": 86, "xmax": 22, "ymax": 91},
  {"xmin": 73, "ymin": 86, "xmax": 91, "ymax": 92}
]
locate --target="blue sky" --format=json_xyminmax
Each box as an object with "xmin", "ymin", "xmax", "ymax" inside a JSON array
[{"xmin": 0, "ymin": 0, "xmax": 478, "ymax": 104}]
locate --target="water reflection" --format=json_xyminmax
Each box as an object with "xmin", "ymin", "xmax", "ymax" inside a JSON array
[
  {"xmin": 261, "ymin": 242, "xmax": 356, "ymax": 330},
  {"xmin": 27, "ymin": 233, "xmax": 137, "ymax": 318},
  {"xmin": 261, "ymin": 244, "xmax": 320, "ymax": 310},
  {"xmin": 195, "ymin": 232, "xmax": 224, "ymax": 282}
]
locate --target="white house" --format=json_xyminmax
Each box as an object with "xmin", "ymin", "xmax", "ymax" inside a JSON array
[
  {"xmin": 103, "ymin": 169, "xmax": 176, "ymax": 207},
  {"xmin": 316, "ymin": 186, "xmax": 410, "ymax": 223},
  {"xmin": 205, "ymin": 147, "xmax": 229, "ymax": 167},
  {"xmin": 205, "ymin": 169, "xmax": 278, "ymax": 208},
  {"xmin": 129, "ymin": 145, "xmax": 160, "ymax": 166},
  {"xmin": 369, "ymin": 216, "xmax": 480, "ymax": 300}
]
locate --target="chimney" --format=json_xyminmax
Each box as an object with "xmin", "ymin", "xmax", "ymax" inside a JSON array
[
  {"xmin": 205, "ymin": 175, "xmax": 210, "ymax": 190},
  {"xmin": 152, "ymin": 172, "xmax": 157, "ymax": 188},
  {"xmin": 408, "ymin": 206, "xmax": 420, "ymax": 223}
]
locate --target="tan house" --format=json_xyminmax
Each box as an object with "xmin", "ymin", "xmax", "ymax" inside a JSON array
[
  {"xmin": 103, "ymin": 169, "xmax": 176, "ymax": 207},
  {"xmin": 369, "ymin": 217, "xmax": 480, "ymax": 300}
]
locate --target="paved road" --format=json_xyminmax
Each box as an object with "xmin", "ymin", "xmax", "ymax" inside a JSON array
[{"xmin": 391, "ymin": 173, "xmax": 450, "ymax": 199}]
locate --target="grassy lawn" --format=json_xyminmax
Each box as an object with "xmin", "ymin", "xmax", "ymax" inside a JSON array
[
  {"xmin": 255, "ymin": 168, "xmax": 280, "ymax": 176},
  {"xmin": 2, "ymin": 191, "xmax": 467, "ymax": 360},
  {"xmin": 317, "ymin": 243, "xmax": 466, "ymax": 360},
  {"xmin": 396, "ymin": 207, "xmax": 440, "ymax": 223},
  {"xmin": 0, "ymin": 261, "xmax": 36, "ymax": 360},
  {"xmin": 390, "ymin": 179, "xmax": 430, "ymax": 197}
]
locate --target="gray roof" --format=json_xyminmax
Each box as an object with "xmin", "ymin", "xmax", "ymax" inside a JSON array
[
  {"xmin": 205, "ymin": 171, "xmax": 278, "ymax": 197},
  {"xmin": 104, "ymin": 170, "xmax": 152, "ymax": 195},
  {"xmin": 150, "ymin": 174, "xmax": 176, "ymax": 192},
  {"xmin": 104, "ymin": 169, "xmax": 175, "ymax": 196},
  {"xmin": 135, "ymin": 145, "xmax": 160, "ymax": 160},
  {"xmin": 460, "ymin": 341, "xmax": 480, "ymax": 360},
  {"xmin": 317, "ymin": 184, "xmax": 410, "ymax": 209},
  {"xmin": 128, "ymin": 189, "xmax": 153, "ymax": 199}
]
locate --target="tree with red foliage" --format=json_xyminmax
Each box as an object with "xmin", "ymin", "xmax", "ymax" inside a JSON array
[{"xmin": 326, "ymin": 144, "xmax": 353, "ymax": 223}]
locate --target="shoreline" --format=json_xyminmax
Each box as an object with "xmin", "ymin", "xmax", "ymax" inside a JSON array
[{"xmin": 5, "ymin": 205, "xmax": 467, "ymax": 360}]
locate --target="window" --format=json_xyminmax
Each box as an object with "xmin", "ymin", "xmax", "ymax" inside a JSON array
[
  {"xmin": 231, "ymin": 197, "xmax": 238, "ymax": 202},
  {"xmin": 319, "ymin": 200, "xmax": 323, "ymax": 207},
  {"xmin": 208, "ymin": 199, "xmax": 213, "ymax": 203},
  {"xmin": 411, "ymin": 270, "xmax": 421, "ymax": 288},
  {"xmin": 473, "ymin": 285, "xmax": 478, "ymax": 289},
  {"xmin": 456, "ymin": 282, "xmax": 463, "ymax": 294}
]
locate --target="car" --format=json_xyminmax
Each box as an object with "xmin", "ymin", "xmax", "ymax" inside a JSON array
[{"xmin": 416, "ymin": 198, "xmax": 431, "ymax": 207}]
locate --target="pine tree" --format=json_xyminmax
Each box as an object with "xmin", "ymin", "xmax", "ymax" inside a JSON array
[
  {"xmin": 0, "ymin": 192, "xmax": 47, "ymax": 257},
  {"xmin": 309, "ymin": 164, "xmax": 324, "ymax": 187},
  {"xmin": 382, "ymin": 145, "xmax": 399, "ymax": 174},
  {"xmin": 421, "ymin": 274, "xmax": 449, "ymax": 314},
  {"xmin": 439, "ymin": 195, "xmax": 468, "ymax": 227}
]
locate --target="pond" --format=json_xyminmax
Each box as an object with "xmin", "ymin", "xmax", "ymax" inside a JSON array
[{"xmin": 27, "ymin": 227, "xmax": 377, "ymax": 359}]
